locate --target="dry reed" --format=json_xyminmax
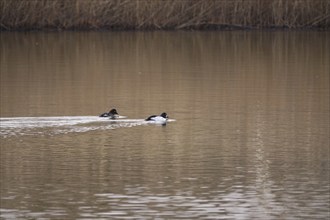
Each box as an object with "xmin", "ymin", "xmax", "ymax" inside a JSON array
[{"xmin": 1, "ymin": 0, "xmax": 329, "ymax": 30}]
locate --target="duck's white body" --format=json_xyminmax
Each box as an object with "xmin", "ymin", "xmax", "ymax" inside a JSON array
[
  {"xmin": 145, "ymin": 112, "xmax": 168, "ymax": 125},
  {"xmin": 147, "ymin": 116, "xmax": 167, "ymax": 124}
]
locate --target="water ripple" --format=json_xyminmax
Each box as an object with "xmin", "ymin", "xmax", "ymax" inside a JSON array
[{"xmin": 0, "ymin": 116, "xmax": 175, "ymax": 137}]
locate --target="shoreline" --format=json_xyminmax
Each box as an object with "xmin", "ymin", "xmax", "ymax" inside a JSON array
[
  {"xmin": 0, "ymin": 0, "xmax": 330, "ymax": 31},
  {"xmin": 1, "ymin": 0, "xmax": 329, "ymax": 32},
  {"xmin": 1, "ymin": 25, "xmax": 328, "ymax": 32}
]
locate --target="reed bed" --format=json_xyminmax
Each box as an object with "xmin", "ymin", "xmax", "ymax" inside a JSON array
[{"xmin": 1, "ymin": 0, "xmax": 329, "ymax": 30}]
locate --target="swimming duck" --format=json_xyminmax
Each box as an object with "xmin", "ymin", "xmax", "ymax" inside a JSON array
[
  {"xmin": 145, "ymin": 112, "xmax": 168, "ymax": 124},
  {"xmin": 99, "ymin": 108, "xmax": 119, "ymax": 119}
]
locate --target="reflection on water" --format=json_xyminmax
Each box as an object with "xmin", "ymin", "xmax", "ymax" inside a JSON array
[{"xmin": 0, "ymin": 31, "xmax": 329, "ymax": 219}]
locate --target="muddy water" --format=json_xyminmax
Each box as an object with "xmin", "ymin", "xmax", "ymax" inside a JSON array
[{"xmin": 0, "ymin": 31, "xmax": 329, "ymax": 219}]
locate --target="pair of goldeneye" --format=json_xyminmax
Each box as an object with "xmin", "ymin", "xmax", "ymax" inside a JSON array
[{"xmin": 100, "ymin": 109, "xmax": 169, "ymax": 124}]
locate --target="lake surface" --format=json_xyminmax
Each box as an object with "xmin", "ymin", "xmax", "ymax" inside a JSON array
[{"xmin": 0, "ymin": 31, "xmax": 329, "ymax": 219}]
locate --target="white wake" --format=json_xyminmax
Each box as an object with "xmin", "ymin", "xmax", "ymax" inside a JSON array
[{"xmin": 0, "ymin": 116, "xmax": 175, "ymax": 138}]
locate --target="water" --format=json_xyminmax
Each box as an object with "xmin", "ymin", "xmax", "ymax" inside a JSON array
[{"xmin": 1, "ymin": 31, "xmax": 329, "ymax": 219}]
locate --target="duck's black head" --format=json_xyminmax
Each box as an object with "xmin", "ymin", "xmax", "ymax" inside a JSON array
[
  {"xmin": 109, "ymin": 109, "xmax": 118, "ymax": 114},
  {"xmin": 160, "ymin": 112, "xmax": 168, "ymax": 119}
]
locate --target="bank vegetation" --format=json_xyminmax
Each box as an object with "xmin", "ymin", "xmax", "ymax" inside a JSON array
[{"xmin": 1, "ymin": 0, "xmax": 329, "ymax": 30}]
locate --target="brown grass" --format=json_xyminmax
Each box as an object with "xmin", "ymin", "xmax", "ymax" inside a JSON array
[{"xmin": 1, "ymin": 0, "xmax": 329, "ymax": 30}]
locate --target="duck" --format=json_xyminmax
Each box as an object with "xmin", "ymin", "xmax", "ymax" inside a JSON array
[
  {"xmin": 145, "ymin": 112, "xmax": 169, "ymax": 124},
  {"xmin": 99, "ymin": 108, "xmax": 119, "ymax": 119}
]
